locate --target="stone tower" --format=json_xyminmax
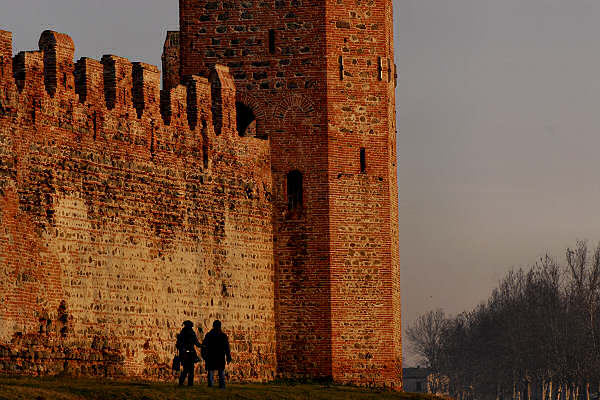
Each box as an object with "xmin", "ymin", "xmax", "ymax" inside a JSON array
[{"xmin": 176, "ymin": 0, "xmax": 400, "ymax": 387}]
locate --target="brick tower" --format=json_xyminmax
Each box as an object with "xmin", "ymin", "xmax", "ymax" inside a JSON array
[{"xmin": 176, "ymin": 0, "xmax": 400, "ymax": 387}]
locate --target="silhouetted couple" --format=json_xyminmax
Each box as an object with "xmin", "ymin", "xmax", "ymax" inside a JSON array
[{"xmin": 176, "ymin": 319, "xmax": 232, "ymax": 388}]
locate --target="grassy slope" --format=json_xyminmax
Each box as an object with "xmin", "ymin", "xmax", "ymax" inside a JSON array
[{"xmin": 0, "ymin": 376, "xmax": 446, "ymax": 400}]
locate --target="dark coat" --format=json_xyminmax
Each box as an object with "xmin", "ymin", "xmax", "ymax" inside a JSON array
[
  {"xmin": 176, "ymin": 326, "xmax": 201, "ymax": 364},
  {"xmin": 201, "ymin": 328, "xmax": 231, "ymax": 371}
]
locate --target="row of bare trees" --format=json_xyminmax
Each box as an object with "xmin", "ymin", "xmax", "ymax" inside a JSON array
[{"xmin": 407, "ymin": 241, "xmax": 600, "ymax": 400}]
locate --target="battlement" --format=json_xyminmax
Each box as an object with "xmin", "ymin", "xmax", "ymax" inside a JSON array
[{"xmin": 0, "ymin": 30, "xmax": 254, "ymax": 140}]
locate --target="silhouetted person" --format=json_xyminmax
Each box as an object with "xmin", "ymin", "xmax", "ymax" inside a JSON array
[
  {"xmin": 201, "ymin": 320, "xmax": 232, "ymax": 389},
  {"xmin": 176, "ymin": 320, "xmax": 201, "ymax": 386}
]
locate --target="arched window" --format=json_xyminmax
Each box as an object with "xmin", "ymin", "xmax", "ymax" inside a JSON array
[
  {"xmin": 287, "ymin": 170, "xmax": 303, "ymax": 218},
  {"xmin": 236, "ymin": 102, "xmax": 256, "ymax": 137}
]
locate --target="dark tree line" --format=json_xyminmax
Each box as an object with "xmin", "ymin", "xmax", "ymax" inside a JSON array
[{"xmin": 407, "ymin": 241, "xmax": 600, "ymax": 400}]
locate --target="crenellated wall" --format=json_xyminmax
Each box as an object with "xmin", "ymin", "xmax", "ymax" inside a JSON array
[{"xmin": 0, "ymin": 30, "xmax": 276, "ymax": 381}]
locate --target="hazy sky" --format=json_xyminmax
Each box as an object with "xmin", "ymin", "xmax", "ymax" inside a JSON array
[{"xmin": 3, "ymin": 0, "xmax": 600, "ymax": 366}]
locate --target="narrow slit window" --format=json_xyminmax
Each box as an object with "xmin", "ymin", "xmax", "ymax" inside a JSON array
[
  {"xmin": 201, "ymin": 120, "xmax": 209, "ymax": 169},
  {"xmin": 360, "ymin": 148, "xmax": 366, "ymax": 173},
  {"xmin": 287, "ymin": 170, "xmax": 303, "ymax": 217},
  {"xmin": 339, "ymin": 56, "xmax": 344, "ymax": 80},
  {"xmin": 377, "ymin": 57, "xmax": 383, "ymax": 81},
  {"xmin": 387, "ymin": 58, "xmax": 392, "ymax": 82},
  {"xmin": 268, "ymin": 29, "xmax": 276, "ymax": 54}
]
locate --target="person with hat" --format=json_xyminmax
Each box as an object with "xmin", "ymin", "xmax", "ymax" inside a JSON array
[
  {"xmin": 201, "ymin": 320, "xmax": 232, "ymax": 389},
  {"xmin": 176, "ymin": 320, "xmax": 201, "ymax": 386}
]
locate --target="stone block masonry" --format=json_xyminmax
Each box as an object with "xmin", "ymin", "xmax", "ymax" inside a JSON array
[
  {"xmin": 0, "ymin": 0, "xmax": 402, "ymax": 388},
  {"xmin": 0, "ymin": 30, "xmax": 275, "ymax": 381}
]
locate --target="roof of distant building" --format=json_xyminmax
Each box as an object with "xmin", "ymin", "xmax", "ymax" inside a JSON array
[{"xmin": 403, "ymin": 367, "xmax": 432, "ymax": 379}]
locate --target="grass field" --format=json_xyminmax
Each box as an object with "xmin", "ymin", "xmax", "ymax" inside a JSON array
[{"xmin": 0, "ymin": 375, "xmax": 447, "ymax": 400}]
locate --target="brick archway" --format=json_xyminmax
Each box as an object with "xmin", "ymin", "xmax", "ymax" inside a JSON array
[{"xmin": 236, "ymin": 92, "xmax": 266, "ymax": 139}]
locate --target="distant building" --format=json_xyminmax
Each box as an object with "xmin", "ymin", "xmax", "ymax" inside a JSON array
[
  {"xmin": 404, "ymin": 367, "xmax": 450, "ymax": 396},
  {"xmin": 404, "ymin": 367, "xmax": 430, "ymax": 393}
]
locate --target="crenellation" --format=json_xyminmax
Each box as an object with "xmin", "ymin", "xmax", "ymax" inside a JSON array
[
  {"xmin": 184, "ymin": 75, "xmax": 213, "ymax": 132},
  {"xmin": 160, "ymin": 84, "xmax": 188, "ymax": 128},
  {"xmin": 101, "ymin": 55, "xmax": 134, "ymax": 112},
  {"xmin": 39, "ymin": 30, "xmax": 75, "ymax": 98},
  {"xmin": 13, "ymin": 51, "xmax": 44, "ymax": 94},
  {"xmin": 1, "ymin": 31, "xmax": 261, "ymax": 150},
  {"xmin": 74, "ymin": 57, "xmax": 104, "ymax": 106},
  {"xmin": 132, "ymin": 62, "xmax": 161, "ymax": 119},
  {"xmin": 209, "ymin": 65, "xmax": 236, "ymax": 137}
]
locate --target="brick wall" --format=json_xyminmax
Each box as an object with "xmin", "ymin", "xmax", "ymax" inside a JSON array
[{"xmin": 0, "ymin": 30, "xmax": 276, "ymax": 381}]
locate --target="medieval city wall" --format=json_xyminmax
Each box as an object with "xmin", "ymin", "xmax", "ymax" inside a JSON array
[{"xmin": 0, "ymin": 30, "xmax": 276, "ymax": 381}]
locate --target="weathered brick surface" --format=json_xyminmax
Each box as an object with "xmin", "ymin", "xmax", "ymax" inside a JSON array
[
  {"xmin": 0, "ymin": 0, "xmax": 401, "ymax": 388},
  {"xmin": 179, "ymin": 0, "xmax": 401, "ymax": 388},
  {"xmin": 0, "ymin": 30, "xmax": 275, "ymax": 381}
]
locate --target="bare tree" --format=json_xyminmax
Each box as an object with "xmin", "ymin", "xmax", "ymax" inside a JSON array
[{"xmin": 406, "ymin": 309, "xmax": 448, "ymax": 372}]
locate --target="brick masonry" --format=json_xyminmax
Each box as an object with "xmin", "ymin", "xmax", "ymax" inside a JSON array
[
  {"xmin": 0, "ymin": 0, "xmax": 401, "ymax": 389},
  {"xmin": 0, "ymin": 29, "xmax": 275, "ymax": 382}
]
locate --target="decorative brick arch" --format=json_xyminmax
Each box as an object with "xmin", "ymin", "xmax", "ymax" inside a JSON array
[
  {"xmin": 273, "ymin": 94, "xmax": 317, "ymax": 130},
  {"xmin": 236, "ymin": 92, "xmax": 266, "ymax": 138}
]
